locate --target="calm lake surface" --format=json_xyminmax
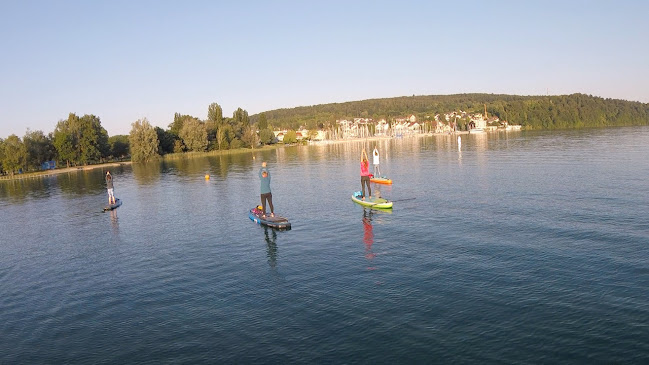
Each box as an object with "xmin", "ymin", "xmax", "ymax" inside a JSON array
[{"xmin": 1, "ymin": 127, "xmax": 648, "ymax": 363}]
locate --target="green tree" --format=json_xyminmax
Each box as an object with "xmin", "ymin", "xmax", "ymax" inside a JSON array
[
  {"xmin": 2, "ymin": 135, "xmax": 27, "ymax": 175},
  {"xmin": 229, "ymin": 138, "xmax": 243, "ymax": 149},
  {"xmin": 231, "ymin": 107, "xmax": 249, "ymax": 139},
  {"xmin": 77, "ymin": 114, "xmax": 109, "ymax": 164},
  {"xmin": 23, "ymin": 129, "xmax": 55, "ymax": 171},
  {"xmin": 207, "ymin": 102, "xmax": 223, "ymax": 123},
  {"xmin": 215, "ymin": 123, "xmax": 232, "ymax": 150},
  {"xmin": 169, "ymin": 113, "xmax": 187, "ymax": 136},
  {"xmin": 179, "ymin": 118, "xmax": 208, "ymax": 152},
  {"xmin": 129, "ymin": 118, "xmax": 160, "ymax": 162},
  {"xmin": 53, "ymin": 114, "xmax": 81, "ymax": 167},
  {"xmin": 241, "ymin": 125, "xmax": 259, "ymax": 148},
  {"xmin": 258, "ymin": 113, "xmax": 268, "ymax": 130},
  {"xmin": 155, "ymin": 127, "xmax": 175, "ymax": 155},
  {"xmin": 51, "ymin": 113, "xmax": 108, "ymax": 166},
  {"xmin": 283, "ymin": 130, "xmax": 297, "ymax": 144},
  {"xmin": 259, "ymin": 128, "xmax": 275, "ymax": 145},
  {"xmin": 173, "ymin": 140, "xmax": 185, "ymax": 153},
  {"xmin": 206, "ymin": 103, "xmax": 224, "ymax": 151},
  {"xmin": 108, "ymin": 135, "xmax": 130, "ymax": 159}
]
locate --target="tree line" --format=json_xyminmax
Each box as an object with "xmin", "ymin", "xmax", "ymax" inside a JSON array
[
  {"xmin": 3, "ymin": 94, "xmax": 648, "ymax": 174},
  {"xmin": 251, "ymin": 93, "xmax": 649, "ymax": 131},
  {"xmin": 0, "ymin": 113, "xmax": 130, "ymax": 176},
  {"xmin": 128, "ymin": 103, "xmax": 276, "ymax": 163},
  {"xmin": 0, "ymin": 103, "xmax": 276, "ymax": 175}
]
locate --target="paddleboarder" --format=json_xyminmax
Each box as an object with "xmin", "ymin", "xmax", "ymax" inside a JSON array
[
  {"xmin": 360, "ymin": 148, "xmax": 371, "ymax": 200},
  {"xmin": 259, "ymin": 161, "xmax": 274, "ymax": 217},
  {"xmin": 105, "ymin": 171, "xmax": 116, "ymax": 205},
  {"xmin": 372, "ymin": 145, "xmax": 381, "ymax": 177}
]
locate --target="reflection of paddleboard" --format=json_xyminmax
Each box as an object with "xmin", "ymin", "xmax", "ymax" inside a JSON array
[
  {"xmin": 370, "ymin": 177, "xmax": 392, "ymax": 185},
  {"xmin": 351, "ymin": 192, "xmax": 393, "ymax": 209},
  {"xmin": 103, "ymin": 199, "xmax": 122, "ymax": 212},
  {"xmin": 249, "ymin": 207, "xmax": 291, "ymax": 230}
]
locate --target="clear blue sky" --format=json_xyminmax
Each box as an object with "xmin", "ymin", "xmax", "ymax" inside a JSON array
[{"xmin": 1, "ymin": 0, "xmax": 648, "ymax": 138}]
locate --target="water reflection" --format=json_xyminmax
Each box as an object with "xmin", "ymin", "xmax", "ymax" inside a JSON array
[
  {"xmin": 264, "ymin": 227, "xmax": 278, "ymax": 269},
  {"xmin": 56, "ymin": 170, "xmax": 105, "ymax": 196},
  {"xmin": 109, "ymin": 209, "xmax": 119, "ymax": 236},
  {"xmin": 0, "ymin": 179, "xmax": 33, "ymax": 204},
  {"xmin": 362, "ymin": 209, "xmax": 376, "ymax": 266},
  {"xmin": 132, "ymin": 162, "xmax": 162, "ymax": 185}
]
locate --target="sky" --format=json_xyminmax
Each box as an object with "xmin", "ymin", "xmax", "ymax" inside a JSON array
[{"xmin": 1, "ymin": 0, "xmax": 648, "ymax": 138}]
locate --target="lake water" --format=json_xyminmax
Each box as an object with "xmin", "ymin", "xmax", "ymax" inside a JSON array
[{"xmin": 1, "ymin": 127, "xmax": 648, "ymax": 363}]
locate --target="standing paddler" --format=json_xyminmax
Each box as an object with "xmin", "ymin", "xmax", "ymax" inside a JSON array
[{"xmin": 259, "ymin": 161, "xmax": 274, "ymax": 217}]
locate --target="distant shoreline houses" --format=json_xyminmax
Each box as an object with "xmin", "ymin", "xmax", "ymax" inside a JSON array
[{"xmin": 272, "ymin": 112, "xmax": 521, "ymax": 142}]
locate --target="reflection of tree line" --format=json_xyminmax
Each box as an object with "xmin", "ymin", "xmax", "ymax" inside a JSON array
[
  {"xmin": 58, "ymin": 170, "xmax": 113, "ymax": 196},
  {"xmin": 0, "ymin": 178, "xmax": 48, "ymax": 202},
  {"xmin": 131, "ymin": 152, "xmax": 268, "ymax": 184},
  {"xmin": 0, "ymin": 166, "xmax": 128, "ymax": 200}
]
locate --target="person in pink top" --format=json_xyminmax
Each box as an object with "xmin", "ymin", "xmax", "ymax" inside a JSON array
[{"xmin": 360, "ymin": 148, "xmax": 372, "ymax": 200}]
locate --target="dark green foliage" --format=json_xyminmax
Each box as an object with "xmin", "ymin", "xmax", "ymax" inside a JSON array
[
  {"xmin": 108, "ymin": 135, "xmax": 129, "ymax": 159},
  {"xmin": 23, "ymin": 130, "xmax": 56, "ymax": 171},
  {"xmin": 241, "ymin": 125, "xmax": 259, "ymax": 148},
  {"xmin": 179, "ymin": 118, "xmax": 208, "ymax": 152},
  {"xmin": 259, "ymin": 128, "xmax": 275, "ymax": 145},
  {"xmin": 155, "ymin": 127, "xmax": 175, "ymax": 155},
  {"xmin": 258, "ymin": 113, "xmax": 268, "ymax": 130},
  {"xmin": 231, "ymin": 107, "xmax": 250, "ymax": 140},
  {"xmin": 52, "ymin": 113, "xmax": 110, "ymax": 167},
  {"xmin": 207, "ymin": 103, "xmax": 223, "ymax": 123},
  {"xmin": 78, "ymin": 114, "xmax": 109, "ymax": 164},
  {"xmin": 2, "ymin": 135, "xmax": 27, "ymax": 175},
  {"xmin": 169, "ymin": 113, "xmax": 198, "ymax": 136},
  {"xmin": 251, "ymin": 94, "xmax": 649, "ymax": 130}
]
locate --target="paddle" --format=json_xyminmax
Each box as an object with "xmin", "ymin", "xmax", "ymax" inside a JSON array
[
  {"xmin": 389, "ymin": 197, "xmax": 416, "ymax": 203},
  {"xmin": 363, "ymin": 197, "xmax": 415, "ymax": 206}
]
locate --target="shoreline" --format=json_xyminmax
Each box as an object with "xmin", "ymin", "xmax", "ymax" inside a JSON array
[
  {"xmin": 0, "ymin": 145, "xmax": 282, "ymax": 181},
  {"xmin": 0, "ymin": 161, "xmax": 132, "ymax": 181},
  {"xmin": 306, "ymin": 131, "xmax": 473, "ymax": 146},
  {"xmin": 0, "ymin": 131, "xmax": 511, "ymax": 181}
]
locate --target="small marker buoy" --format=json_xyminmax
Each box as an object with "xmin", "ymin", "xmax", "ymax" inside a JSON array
[{"xmin": 205, "ymin": 174, "xmax": 210, "ymax": 180}]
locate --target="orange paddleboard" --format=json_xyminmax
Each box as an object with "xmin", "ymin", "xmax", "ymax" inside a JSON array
[{"xmin": 370, "ymin": 177, "xmax": 392, "ymax": 185}]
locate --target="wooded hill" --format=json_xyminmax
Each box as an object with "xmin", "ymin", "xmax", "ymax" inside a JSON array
[{"xmin": 252, "ymin": 93, "xmax": 649, "ymax": 131}]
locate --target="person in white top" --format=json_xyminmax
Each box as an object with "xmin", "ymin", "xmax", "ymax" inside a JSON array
[{"xmin": 372, "ymin": 146, "xmax": 381, "ymax": 177}]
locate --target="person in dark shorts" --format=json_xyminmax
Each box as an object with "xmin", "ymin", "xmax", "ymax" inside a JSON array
[
  {"xmin": 106, "ymin": 171, "xmax": 116, "ymax": 204},
  {"xmin": 259, "ymin": 161, "xmax": 274, "ymax": 217}
]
